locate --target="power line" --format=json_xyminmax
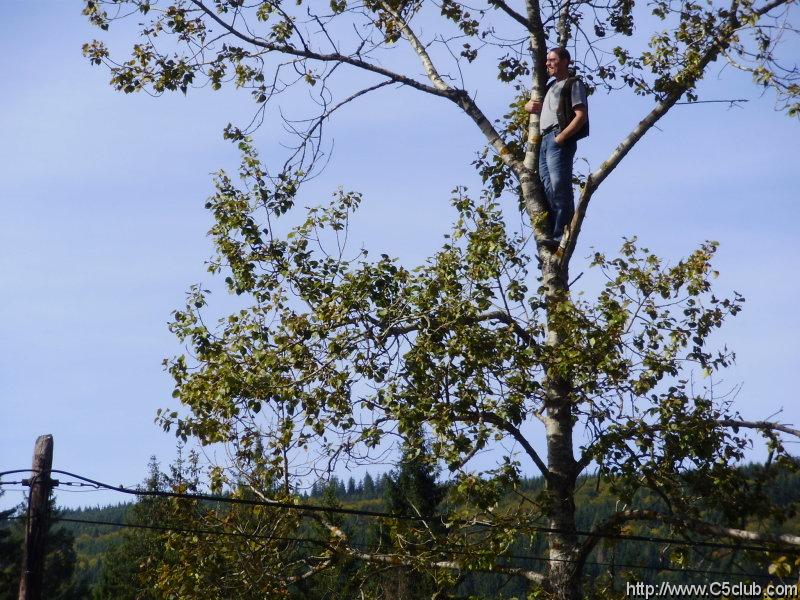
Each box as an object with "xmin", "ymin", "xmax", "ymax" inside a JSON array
[
  {"xmin": 2, "ymin": 467, "xmax": 798, "ymax": 556},
  {"xmin": 0, "ymin": 514, "xmax": 775, "ymax": 582}
]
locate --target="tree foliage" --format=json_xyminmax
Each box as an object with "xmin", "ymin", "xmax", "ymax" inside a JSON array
[
  {"xmin": 0, "ymin": 503, "xmax": 18, "ymax": 596},
  {"xmin": 82, "ymin": 0, "xmax": 799, "ymax": 597}
]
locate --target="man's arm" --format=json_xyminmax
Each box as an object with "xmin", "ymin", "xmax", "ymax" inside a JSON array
[{"xmin": 555, "ymin": 105, "xmax": 587, "ymax": 144}]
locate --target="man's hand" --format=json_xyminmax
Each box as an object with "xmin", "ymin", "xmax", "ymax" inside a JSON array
[{"xmin": 524, "ymin": 99, "xmax": 542, "ymax": 114}]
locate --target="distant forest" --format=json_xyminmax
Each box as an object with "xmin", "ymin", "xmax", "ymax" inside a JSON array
[{"xmin": 2, "ymin": 463, "xmax": 799, "ymax": 599}]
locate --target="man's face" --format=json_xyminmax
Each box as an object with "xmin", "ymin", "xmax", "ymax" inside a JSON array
[{"xmin": 546, "ymin": 52, "xmax": 568, "ymax": 78}]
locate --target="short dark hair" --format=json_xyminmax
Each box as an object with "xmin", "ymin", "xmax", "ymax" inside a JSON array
[{"xmin": 548, "ymin": 47, "xmax": 571, "ymax": 62}]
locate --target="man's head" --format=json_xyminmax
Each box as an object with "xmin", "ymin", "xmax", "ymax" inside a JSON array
[{"xmin": 546, "ymin": 47, "xmax": 571, "ymax": 80}]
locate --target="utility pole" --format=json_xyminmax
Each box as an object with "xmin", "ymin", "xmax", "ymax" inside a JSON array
[{"xmin": 18, "ymin": 434, "xmax": 54, "ymax": 600}]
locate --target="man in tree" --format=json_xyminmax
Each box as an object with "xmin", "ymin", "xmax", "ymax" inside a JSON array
[
  {"xmin": 81, "ymin": 1, "xmax": 800, "ymax": 597},
  {"xmin": 525, "ymin": 48, "xmax": 588, "ymax": 246}
]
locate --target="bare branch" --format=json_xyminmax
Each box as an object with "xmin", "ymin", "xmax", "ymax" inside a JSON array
[
  {"xmin": 557, "ymin": 0, "xmax": 573, "ymax": 46},
  {"xmin": 476, "ymin": 410, "xmax": 551, "ymax": 479},
  {"xmin": 379, "ymin": 2, "xmax": 451, "ymax": 92},
  {"xmin": 191, "ymin": 0, "xmax": 524, "ymax": 173},
  {"xmin": 285, "ymin": 558, "xmax": 334, "ymax": 583},
  {"xmin": 451, "ymin": 90, "xmax": 526, "ymax": 174},
  {"xmin": 719, "ymin": 418, "xmax": 800, "ymax": 439},
  {"xmin": 317, "ymin": 512, "xmax": 545, "ymax": 583},
  {"xmin": 283, "ymin": 79, "xmax": 396, "ymax": 169},
  {"xmin": 560, "ymin": 86, "xmax": 683, "ymax": 267},
  {"xmin": 344, "ymin": 547, "xmax": 546, "ymax": 583},
  {"xmin": 373, "ymin": 309, "xmax": 537, "ymax": 347},
  {"xmin": 188, "ymin": 0, "xmax": 448, "ymax": 98},
  {"xmin": 488, "ymin": 0, "xmax": 534, "ymax": 31},
  {"xmin": 558, "ymin": 0, "xmax": 800, "ymax": 266},
  {"xmin": 524, "ymin": 0, "xmax": 551, "ymax": 96},
  {"xmin": 577, "ymin": 415, "xmax": 800, "ymax": 473},
  {"xmin": 579, "ymin": 509, "xmax": 800, "ymax": 567},
  {"xmin": 381, "ymin": 3, "xmax": 528, "ymax": 172},
  {"xmin": 674, "ymin": 98, "xmax": 749, "ymax": 105},
  {"xmin": 755, "ymin": 0, "xmax": 797, "ymax": 16}
]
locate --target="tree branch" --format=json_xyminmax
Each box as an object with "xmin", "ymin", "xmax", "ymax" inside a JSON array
[
  {"xmin": 488, "ymin": 0, "xmax": 534, "ymax": 31},
  {"xmin": 578, "ymin": 509, "xmax": 800, "ymax": 567},
  {"xmin": 719, "ymin": 419, "xmax": 800, "ymax": 439},
  {"xmin": 379, "ymin": 2, "xmax": 451, "ymax": 93},
  {"xmin": 194, "ymin": 1, "xmax": 525, "ymax": 175},
  {"xmin": 754, "ymin": 0, "xmax": 796, "ymax": 17},
  {"xmin": 345, "ymin": 546, "xmax": 546, "ymax": 583},
  {"xmin": 452, "ymin": 90, "xmax": 526, "ymax": 174},
  {"xmin": 558, "ymin": 0, "xmax": 798, "ymax": 267},
  {"xmin": 381, "ymin": 3, "xmax": 527, "ymax": 172},
  {"xmin": 372, "ymin": 309, "xmax": 537, "ymax": 347},
  {"xmin": 283, "ymin": 79, "xmax": 396, "ymax": 169},
  {"xmin": 576, "ymin": 416, "xmax": 800, "ymax": 473},
  {"xmin": 285, "ymin": 557, "xmax": 334, "ymax": 583},
  {"xmin": 319, "ymin": 515, "xmax": 545, "ymax": 583},
  {"xmin": 476, "ymin": 410, "xmax": 551, "ymax": 480},
  {"xmin": 189, "ymin": 1, "xmax": 448, "ymax": 98},
  {"xmin": 559, "ymin": 86, "xmax": 684, "ymax": 267},
  {"xmin": 674, "ymin": 98, "xmax": 749, "ymax": 105},
  {"xmin": 557, "ymin": 0, "xmax": 573, "ymax": 46}
]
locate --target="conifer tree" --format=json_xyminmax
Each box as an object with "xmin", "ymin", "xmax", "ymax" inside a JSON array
[{"xmin": 0, "ymin": 494, "xmax": 88, "ymax": 600}]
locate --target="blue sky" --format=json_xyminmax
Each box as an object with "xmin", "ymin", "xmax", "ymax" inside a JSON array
[{"xmin": 1, "ymin": 3, "xmax": 798, "ymax": 509}]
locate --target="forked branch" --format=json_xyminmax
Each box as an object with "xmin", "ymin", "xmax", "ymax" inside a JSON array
[{"xmin": 560, "ymin": 0, "xmax": 794, "ymax": 267}]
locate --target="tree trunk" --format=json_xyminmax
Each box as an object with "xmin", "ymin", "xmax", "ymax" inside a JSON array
[
  {"xmin": 518, "ymin": 100, "xmax": 582, "ymax": 596},
  {"xmin": 543, "ymin": 396, "xmax": 580, "ymax": 599},
  {"xmin": 541, "ymin": 254, "xmax": 581, "ymax": 600},
  {"xmin": 521, "ymin": 30, "xmax": 581, "ymax": 594}
]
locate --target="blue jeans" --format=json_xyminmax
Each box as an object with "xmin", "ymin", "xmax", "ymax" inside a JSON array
[{"xmin": 539, "ymin": 130, "xmax": 576, "ymax": 240}]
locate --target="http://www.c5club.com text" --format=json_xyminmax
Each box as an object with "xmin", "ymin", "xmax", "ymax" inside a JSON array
[{"xmin": 626, "ymin": 580, "xmax": 798, "ymax": 598}]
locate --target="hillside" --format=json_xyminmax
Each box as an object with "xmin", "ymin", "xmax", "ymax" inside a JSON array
[{"xmin": 38, "ymin": 466, "xmax": 800, "ymax": 598}]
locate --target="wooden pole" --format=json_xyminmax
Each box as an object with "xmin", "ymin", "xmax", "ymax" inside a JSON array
[{"xmin": 17, "ymin": 434, "xmax": 54, "ymax": 600}]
